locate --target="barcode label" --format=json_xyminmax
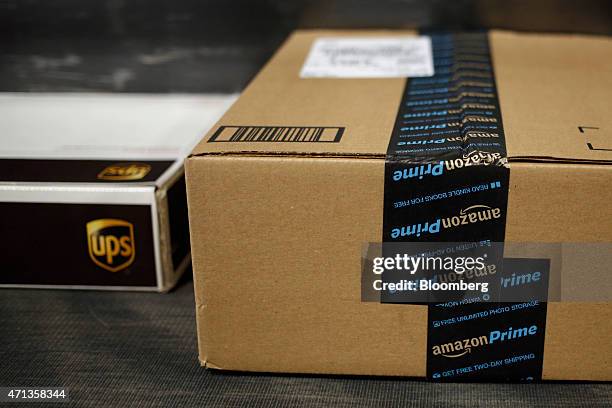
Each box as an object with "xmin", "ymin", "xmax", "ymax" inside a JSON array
[{"xmin": 208, "ymin": 126, "xmax": 344, "ymax": 143}]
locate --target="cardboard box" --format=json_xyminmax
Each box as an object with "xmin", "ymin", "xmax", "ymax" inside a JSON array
[
  {"xmin": 1, "ymin": 93, "xmax": 235, "ymax": 291},
  {"xmin": 186, "ymin": 31, "xmax": 612, "ymax": 379}
]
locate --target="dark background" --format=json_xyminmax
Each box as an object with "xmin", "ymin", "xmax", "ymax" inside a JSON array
[
  {"xmin": 2, "ymin": 0, "xmax": 612, "ymax": 92},
  {"xmin": 1, "ymin": 274, "xmax": 611, "ymax": 407}
]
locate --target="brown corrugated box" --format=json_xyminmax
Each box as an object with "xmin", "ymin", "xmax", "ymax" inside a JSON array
[{"xmin": 185, "ymin": 30, "xmax": 612, "ymax": 380}]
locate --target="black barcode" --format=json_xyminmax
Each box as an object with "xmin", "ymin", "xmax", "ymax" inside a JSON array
[{"xmin": 208, "ymin": 126, "xmax": 344, "ymax": 143}]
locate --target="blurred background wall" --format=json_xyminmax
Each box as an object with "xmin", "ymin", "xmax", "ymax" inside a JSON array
[{"xmin": 2, "ymin": 0, "xmax": 611, "ymax": 92}]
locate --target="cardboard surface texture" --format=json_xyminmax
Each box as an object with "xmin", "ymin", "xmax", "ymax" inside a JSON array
[{"xmin": 186, "ymin": 30, "xmax": 612, "ymax": 380}]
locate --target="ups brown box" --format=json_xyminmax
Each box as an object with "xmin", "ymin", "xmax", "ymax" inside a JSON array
[
  {"xmin": 0, "ymin": 94, "xmax": 235, "ymax": 291},
  {"xmin": 186, "ymin": 30, "xmax": 612, "ymax": 380}
]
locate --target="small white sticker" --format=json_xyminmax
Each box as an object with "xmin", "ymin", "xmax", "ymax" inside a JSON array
[{"xmin": 300, "ymin": 36, "xmax": 434, "ymax": 78}]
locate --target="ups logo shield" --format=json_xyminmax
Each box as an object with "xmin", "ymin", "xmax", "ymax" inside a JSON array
[
  {"xmin": 87, "ymin": 219, "xmax": 135, "ymax": 272},
  {"xmin": 97, "ymin": 163, "xmax": 151, "ymax": 181}
]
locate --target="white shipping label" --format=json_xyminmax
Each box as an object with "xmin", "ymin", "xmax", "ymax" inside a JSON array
[{"xmin": 300, "ymin": 36, "xmax": 434, "ymax": 78}]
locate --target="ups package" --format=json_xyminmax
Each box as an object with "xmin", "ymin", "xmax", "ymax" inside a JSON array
[
  {"xmin": 186, "ymin": 31, "xmax": 612, "ymax": 380},
  {"xmin": 1, "ymin": 94, "xmax": 234, "ymax": 291}
]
